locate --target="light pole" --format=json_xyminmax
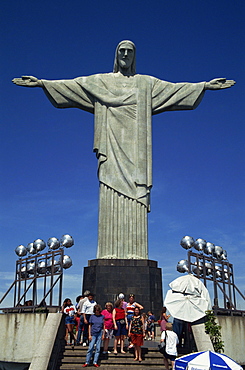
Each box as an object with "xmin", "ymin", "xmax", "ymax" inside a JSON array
[
  {"xmin": 0, "ymin": 234, "xmax": 74, "ymax": 311},
  {"xmin": 176, "ymin": 236, "xmax": 245, "ymax": 312}
]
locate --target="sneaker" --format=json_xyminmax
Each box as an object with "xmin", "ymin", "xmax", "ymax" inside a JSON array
[
  {"xmin": 102, "ymin": 351, "xmax": 107, "ymax": 354},
  {"xmin": 93, "ymin": 364, "xmax": 100, "ymax": 368},
  {"xmin": 82, "ymin": 343, "xmax": 87, "ymax": 347},
  {"xmin": 82, "ymin": 364, "xmax": 88, "ymax": 367},
  {"xmin": 107, "ymin": 350, "xmax": 111, "ymax": 353}
]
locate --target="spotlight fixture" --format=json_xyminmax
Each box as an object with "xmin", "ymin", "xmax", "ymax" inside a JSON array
[{"xmin": 180, "ymin": 236, "xmax": 195, "ymax": 250}]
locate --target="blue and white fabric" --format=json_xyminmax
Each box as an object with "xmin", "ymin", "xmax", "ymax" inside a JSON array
[{"xmin": 175, "ymin": 350, "xmax": 242, "ymax": 370}]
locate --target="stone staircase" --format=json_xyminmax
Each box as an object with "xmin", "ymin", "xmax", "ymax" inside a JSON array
[{"xmin": 58, "ymin": 344, "xmax": 165, "ymax": 369}]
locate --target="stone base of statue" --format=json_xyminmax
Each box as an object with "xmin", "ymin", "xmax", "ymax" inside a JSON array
[{"xmin": 82, "ymin": 259, "xmax": 163, "ymax": 314}]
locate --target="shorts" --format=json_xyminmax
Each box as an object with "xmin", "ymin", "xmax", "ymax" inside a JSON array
[
  {"xmin": 113, "ymin": 321, "xmax": 127, "ymax": 337},
  {"xmin": 65, "ymin": 315, "xmax": 76, "ymax": 325},
  {"xmin": 163, "ymin": 349, "xmax": 176, "ymax": 362},
  {"xmin": 127, "ymin": 314, "xmax": 134, "ymax": 326},
  {"xmin": 147, "ymin": 323, "xmax": 154, "ymax": 332},
  {"xmin": 104, "ymin": 328, "xmax": 114, "ymax": 339},
  {"xmin": 130, "ymin": 333, "xmax": 143, "ymax": 346}
]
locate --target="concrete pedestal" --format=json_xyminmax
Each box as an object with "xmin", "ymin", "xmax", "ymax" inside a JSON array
[{"xmin": 82, "ymin": 259, "xmax": 163, "ymax": 315}]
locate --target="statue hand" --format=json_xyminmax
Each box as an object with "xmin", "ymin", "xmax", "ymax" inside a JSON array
[
  {"xmin": 12, "ymin": 76, "xmax": 43, "ymax": 87},
  {"xmin": 205, "ymin": 78, "xmax": 236, "ymax": 90}
]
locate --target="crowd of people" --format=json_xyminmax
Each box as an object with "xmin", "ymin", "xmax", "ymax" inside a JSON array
[{"xmin": 61, "ymin": 292, "xmax": 178, "ymax": 368}]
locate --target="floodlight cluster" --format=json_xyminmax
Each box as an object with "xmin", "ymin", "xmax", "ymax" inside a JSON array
[
  {"xmin": 15, "ymin": 235, "xmax": 74, "ymax": 278},
  {"xmin": 179, "ymin": 236, "xmax": 227, "ymax": 260},
  {"xmin": 15, "ymin": 235, "xmax": 74, "ymax": 257},
  {"xmin": 177, "ymin": 235, "xmax": 231, "ymax": 280}
]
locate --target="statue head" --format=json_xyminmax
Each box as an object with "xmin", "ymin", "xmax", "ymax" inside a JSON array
[{"xmin": 113, "ymin": 40, "xmax": 136, "ymax": 75}]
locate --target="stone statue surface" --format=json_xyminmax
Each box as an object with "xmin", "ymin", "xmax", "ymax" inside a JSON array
[{"xmin": 13, "ymin": 40, "xmax": 235, "ymax": 260}]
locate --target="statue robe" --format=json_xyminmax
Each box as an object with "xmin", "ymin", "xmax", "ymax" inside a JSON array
[{"xmin": 42, "ymin": 73, "xmax": 205, "ymax": 259}]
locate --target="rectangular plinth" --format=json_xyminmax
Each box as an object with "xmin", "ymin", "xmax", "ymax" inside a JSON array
[{"xmin": 82, "ymin": 259, "xmax": 163, "ymax": 315}]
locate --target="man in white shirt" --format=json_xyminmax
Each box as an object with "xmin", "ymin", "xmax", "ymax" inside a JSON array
[
  {"xmin": 81, "ymin": 293, "xmax": 97, "ymax": 346},
  {"xmin": 76, "ymin": 290, "xmax": 90, "ymax": 345}
]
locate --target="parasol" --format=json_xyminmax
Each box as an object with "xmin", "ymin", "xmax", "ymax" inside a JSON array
[
  {"xmin": 175, "ymin": 350, "xmax": 242, "ymax": 370},
  {"xmin": 164, "ymin": 274, "xmax": 211, "ymax": 322}
]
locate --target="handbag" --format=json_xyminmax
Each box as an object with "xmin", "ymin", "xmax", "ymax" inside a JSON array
[
  {"xmin": 158, "ymin": 341, "xmax": 166, "ymax": 354},
  {"xmin": 158, "ymin": 332, "xmax": 167, "ymax": 354}
]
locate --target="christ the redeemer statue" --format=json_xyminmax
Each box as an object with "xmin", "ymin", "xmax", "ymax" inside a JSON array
[{"xmin": 13, "ymin": 40, "xmax": 235, "ymax": 260}]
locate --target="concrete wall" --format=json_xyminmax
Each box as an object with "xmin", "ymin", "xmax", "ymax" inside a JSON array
[
  {"xmin": 0, "ymin": 312, "xmax": 63, "ymax": 370},
  {"xmin": 216, "ymin": 315, "xmax": 245, "ymax": 365},
  {"xmin": 0, "ymin": 313, "xmax": 47, "ymax": 363}
]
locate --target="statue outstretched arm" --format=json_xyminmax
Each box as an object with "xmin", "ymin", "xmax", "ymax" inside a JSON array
[
  {"xmin": 12, "ymin": 76, "xmax": 43, "ymax": 87},
  {"xmin": 205, "ymin": 78, "xmax": 236, "ymax": 90}
]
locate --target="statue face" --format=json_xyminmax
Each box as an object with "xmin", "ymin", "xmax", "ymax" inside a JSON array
[{"xmin": 117, "ymin": 42, "xmax": 134, "ymax": 70}]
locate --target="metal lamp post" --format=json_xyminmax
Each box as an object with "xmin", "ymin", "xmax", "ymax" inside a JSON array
[
  {"xmin": 177, "ymin": 235, "xmax": 245, "ymax": 312},
  {"xmin": 0, "ymin": 234, "xmax": 74, "ymax": 311}
]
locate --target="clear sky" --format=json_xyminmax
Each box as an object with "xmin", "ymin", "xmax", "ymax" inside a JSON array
[{"xmin": 1, "ymin": 0, "xmax": 244, "ymax": 310}]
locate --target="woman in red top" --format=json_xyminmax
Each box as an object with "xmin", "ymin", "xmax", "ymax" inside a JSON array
[{"xmin": 112, "ymin": 299, "xmax": 128, "ymax": 354}]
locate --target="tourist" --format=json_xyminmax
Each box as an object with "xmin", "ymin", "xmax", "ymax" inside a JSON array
[
  {"xmin": 118, "ymin": 293, "xmax": 127, "ymax": 310},
  {"xmin": 128, "ymin": 307, "xmax": 145, "ymax": 362},
  {"xmin": 142, "ymin": 312, "xmax": 148, "ymax": 333},
  {"xmin": 173, "ymin": 318, "xmax": 184, "ymax": 342},
  {"xmin": 76, "ymin": 290, "xmax": 90, "ymax": 345},
  {"xmin": 160, "ymin": 322, "xmax": 179, "ymax": 370},
  {"xmin": 113, "ymin": 299, "xmax": 128, "ymax": 354},
  {"xmin": 159, "ymin": 306, "xmax": 171, "ymax": 332},
  {"xmin": 126, "ymin": 294, "xmax": 143, "ymax": 348},
  {"xmin": 75, "ymin": 295, "xmax": 83, "ymax": 309},
  {"xmin": 62, "ymin": 298, "xmax": 77, "ymax": 345},
  {"xmin": 147, "ymin": 310, "xmax": 156, "ymax": 340},
  {"xmin": 74, "ymin": 295, "xmax": 83, "ymax": 338},
  {"xmin": 101, "ymin": 302, "xmax": 114, "ymax": 354},
  {"xmin": 24, "ymin": 300, "xmax": 33, "ymax": 306},
  {"xmin": 81, "ymin": 293, "xmax": 97, "ymax": 346},
  {"xmin": 82, "ymin": 304, "xmax": 104, "ymax": 368}
]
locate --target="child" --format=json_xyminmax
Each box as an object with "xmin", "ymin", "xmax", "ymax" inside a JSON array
[
  {"xmin": 82, "ymin": 304, "xmax": 104, "ymax": 368},
  {"xmin": 160, "ymin": 322, "xmax": 179, "ymax": 370},
  {"xmin": 147, "ymin": 310, "xmax": 156, "ymax": 340}
]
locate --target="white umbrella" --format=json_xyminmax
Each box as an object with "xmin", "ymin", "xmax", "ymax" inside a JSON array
[
  {"xmin": 164, "ymin": 274, "xmax": 211, "ymax": 322},
  {"xmin": 174, "ymin": 350, "xmax": 243, "ymax": 370}
]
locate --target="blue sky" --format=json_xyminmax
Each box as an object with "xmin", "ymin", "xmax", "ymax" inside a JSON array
[{"xmin": 1, "ymin": 0, "xmax": 244, "ymax": 310}]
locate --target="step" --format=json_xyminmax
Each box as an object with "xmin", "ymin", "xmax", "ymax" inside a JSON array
[
  {"xmin": 60, "ymin": 363, "xmax": 164, "ymax": 370},
  {"xmin": 58, "ymin": 345, "xmax": 165, "ymax": 369},
  {"xmin": 60, "ymin": 366, "xmax": 164, "ymax": 370},
  {"xmin": 60, "ymin": 358, "xmax": 164, "ymax": 365}
]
